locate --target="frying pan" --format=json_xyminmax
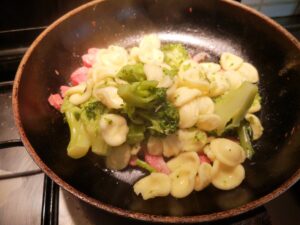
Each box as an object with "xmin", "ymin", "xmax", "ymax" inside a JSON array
[{"xmin": 12, "ymin": 0, "xmax": 300, "ymax": 223}]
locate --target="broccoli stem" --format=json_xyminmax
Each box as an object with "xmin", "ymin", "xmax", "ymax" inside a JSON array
[
  {"xmin": 65, "ymin": 109, "xmax": 91, "ymax": 159},
  {"xmin": 90, "ymin": 134, "xmax": 108, "ymax": 156},
  {"xmin": 215, "ymin": 82, "xmax": 258, "ymax": 135},
  {"xmin": 238, "ymin": 122, "xmax": 255, "ymax": 159},
  {"xmin": 136, "ymin": 159, "xmax": 156, "ymax": 173}
]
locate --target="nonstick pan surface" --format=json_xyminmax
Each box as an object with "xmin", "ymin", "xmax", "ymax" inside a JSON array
[{"xmin": 13, "ymin": 0, "xmax": 300, "ymax": 223}]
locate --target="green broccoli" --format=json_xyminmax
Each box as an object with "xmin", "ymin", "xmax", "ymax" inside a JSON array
[
  {"xmin": 61, "ymin": 99, "xmax": 91, "ymax": 159},
  {"xmin": 126, "ymin": 124, "xmax": 146, "ymax": 145},
  {"xmin": 61, "ymin": 98, "xmax": 108, "ymax": 158},
  {"xmin": 117, "ymin": 63, "xmax": 146, "ymax": 83},
  {"xmin": 80, "ymin": 99, "xmax": 108, "ymax": 156},
  {"xmin": 117, "ymin": 80, "xmax": 166, "ymax": 109},
  {"xmin": 161, "ymin": 43, "xmax": 189, "ymax": 76}
]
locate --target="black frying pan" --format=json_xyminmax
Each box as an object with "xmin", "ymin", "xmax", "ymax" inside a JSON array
[{"xmin": 13, "ymin": 0, "xmax": 300, "ymax": 223}]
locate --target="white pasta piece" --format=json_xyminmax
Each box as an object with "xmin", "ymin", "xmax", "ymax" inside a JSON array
[
  {"xmin": 208, "ymin": 71, "xmax": 230, "ymax": 97},
  {"xmin": 69, "ymin": 80, "xmax": 93, "ymax": 105},
  {"xmin": 203, "ymin": 145, "xmax": 216, "ymax": 161},
  {"xmin": 144, "ymin": 64, "xmax": 164, "ymax": 81},
  {"xmin": 137, "ymin": 35, "xmax": 164, "ymax": 65},
  {"xmin": 210, "ymin": 138, "xmax": 246, "ymax": 167},
  {"xmin": 139, "ymin": 34, "xmax": 161, "ymax": 50},
  {"xmin": 162, "ymin": 133, "xmax": 181, "ymax": 157},
  {"xmin": 93, "ymin": 86, "xmax": 124, "ymax": 109},
  {"xmin": 143, "ymin": 64, "xmax": 173, "ymax": 88},
  {"xmin": 194, "ymin": 162, "xmax": 213, "ymax": 191},
  {"xmin": 178, "ymin": 98, "xmax": 201, "ymax": 129},
  {"xmin": 158, "ymin": 75, "xmax": 173, "ymax": 88},
  {"xmin": 134, "ymin": 173, "xmax": 171, "ymax": 200},
  {"xmin": 99, "ymin": 114, "xmax": 129, "ymax": 147},
  {"xmin": 197, "ymin": 114, "xmax": 221, "ymax": 131},
  {"xmin": 178, "ymin": 129, "xmax": 207, "ymax": 152},
  {"xmin": 167, "ymin": 152, "xmax": 199, "ymax": 173},
  {"xmin": 172, "ymin": 87, "xmax": 202, "ymax": 107},
  {"xmin": 147, "ymin": 136, "xmax": 163, "ymax": 156},
  {"xmin": 197, "ymin": 96, "xmax": 215, "ymax": 115},
  {"xmin": 178, "ymin": 60, "xmax": 210, "ymax": 93},
  {"xmin": 238, "ymin": 62, "xmax": 259, "ymax": 83},
  {"xmin": 129, "ymin": 47, "xmax": 140, "ymax": 64},
  {"xmin": 245, "ymin": 114, "xmax": 264, "ymax": 140},
  {"xmin": 199, "ymin": 62, "xmax": 221, "ymax": 76},
  {"xmin": 64, "ymin": 83, "xmax": 86, "ymax": 96},
  {"xmin": 92, "ymin": 45, "xmax": 128, "ymax": 81},
  {"xmin": 170, "ymin": 166, "xmax": 196, "ymax": 198},
  {"xmin": 211, "ymin": 160, "xmax": 245, "ymax": 190},
  {"xmin": 223, "ymin": 70, "xmax": 245, "ymax": 90},
  {"xmin": 248, "ymin": 95, "xmax": 261, "ymax": 113},
  {"xmin": 220, "ymin": 52, "xmax": 244, "ymax": 71},
  {"xmin": 139, "ymin": 49, "xmax": 164, "ymax": 65}
]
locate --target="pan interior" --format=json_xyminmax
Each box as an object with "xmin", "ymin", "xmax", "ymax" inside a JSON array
[{"xmin": 16, "ymin": 0, "xmax": 300, "ymax": 217}]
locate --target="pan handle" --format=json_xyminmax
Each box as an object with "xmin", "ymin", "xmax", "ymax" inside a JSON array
[{"xmin": 41, "ymin": 175, "xmax": 59, "ymax": 225}]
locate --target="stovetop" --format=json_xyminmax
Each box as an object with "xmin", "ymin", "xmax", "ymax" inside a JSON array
[{"xmin": 0, "ymin": 1, "xmax": 300, "ymax": 225}]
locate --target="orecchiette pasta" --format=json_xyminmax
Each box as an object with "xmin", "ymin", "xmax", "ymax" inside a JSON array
[
  {"xmin": 167, "ymin": 152, "xmax": 199, "ymax": 173},
  {"xmin": 133, "ymin": 173, "xmax": 171, "ymax": 200},
  {"xmin": 211, "ymin": 160, "xmax": 245, "ymax": 190},
  {"xmin": 178, "ymin": 60, "xmax": 210, "ymax": 93},
  {"xmin": 248, "ymin": 94, "xmax": 261, "ymax": 113},
  {"xmin": 147, "ymin": 136, "xmax": 163, "ymax": 156},
  {"xmin": 203, "ymin": 144, "xmax": 216, "ymax": 161},
  {"xmin": 208, "ymin": 71, "xmax": 230, "ymax": 97},
  {"xmin": 210, "ymin": 138, "xmax": 246, "ymax": 167},
  {"xmin": 69, "ymin": 80, "xmax": 93, "ymax": 105},
  {"xmin": 170, "ymin": 166, "xmax": 196, "ymax": 198},
  {"xmin": 223, "ymin": 70, "xmax": 245, "ymax": 90},
  {"xmin": 238, "ymin": 62, "xmax": 259, "ymax": 83},
  {"xmin": 197, "ymin": 114, "xmax": 221, "ymax": 131},
  {"xmin": 194, "ymin": 162, "xmax": 213, "ymax": 191},
  {"xmin": 93, "ymin": 86, "xmax": 124, "ymax": 109},
  {"xmin": 178, "ymin": 129, "xmax": 207, "ymax": 152},
  {"xmin": 245, "ymin": 114, "xmax": 264, "ymax": 140},
  {"xmin": 162, "ymin": 133, "xmax": 181, "ymax": 157},
  {"xmin": 220, "ymin": 52, "xmax": 243, "ymax": 71},
  {"xmin": 99, "ymin": 114, "xmax": 129, "ymax": 147},
  {"xmin": 93, "ymin": 45, "xmax": 128, "ymax": 80},
  {"xmin": 199, "ymin": 62, "xmax": 221, "ymax": 77},
  {"xmin": 172, "ymin": 87, "xmax": 202, "ymax": 107}
]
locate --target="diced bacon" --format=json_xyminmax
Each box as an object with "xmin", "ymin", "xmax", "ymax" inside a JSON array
[
  {"xmin": 88, "ymin": 48, "xmax": 100, "ymax": 54},
  {"xmin": 129, "ymin": 156, "xmax": 137, "ymax": 166},
  {"xmin": 60, "ymin": 85, "xmax": 70, "ymax": 97},
  {"xmin": 198, "ymin": 154, "xmax": 211, "ymax": 164},
  {"xmin": 192, "ymin": 52, "xmax": 210, "ymax": 63},
  {"xmin": 82, "ymin": 48, "xmax": 99, "ymax": 67},
  {"xmin": 145, "ymin": 154, "xmax": 170, "ymax": 174},
  {"xmin": 48, "ymin": 94, "xmax": 63, "ymax": 110},
  {"xmin": 70, "ymin": 67, "xmax": 88, "ymax": 86}
]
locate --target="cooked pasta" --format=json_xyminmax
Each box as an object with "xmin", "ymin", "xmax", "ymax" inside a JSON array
[{"xmin": 49, "ymin": 34, "xmax": 264, "ymax": 200}]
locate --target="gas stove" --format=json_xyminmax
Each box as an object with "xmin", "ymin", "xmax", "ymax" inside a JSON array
[{"xmin": 0, "ymin": 1, "xmax": 300, "ymax": 225}]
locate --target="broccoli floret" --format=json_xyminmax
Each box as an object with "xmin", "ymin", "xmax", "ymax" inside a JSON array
[
  {"xmin": 61, "ymin": 98, "xmax": 108, "ymax": 158},
  {"xmin": 161, "ymin": 43, "xmax": 189, "ymax": 73},
  {"xmin": 81, "ymin": 99, "xmax": 108, "ymax": 156},
  {"xmin": 117, "ymin": 80, "xmax": 166, "ymax": 109},
  {"xmin": 117, "ymin": 63, "xmax": 146, "ymax": 83},
  {"xmin": 139, "ymin": 101, "xmax": 179, "ymax": 137},
  {"xmin": 126, "ymin": 124, "xmax": 146, "ymax": 145},
  {"xmin": 61, "ymin": 98, "xmax": 91, "ymax": 159}
]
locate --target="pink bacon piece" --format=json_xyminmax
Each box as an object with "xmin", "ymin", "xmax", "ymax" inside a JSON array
[
  {"xmin": 48, "ymin": 94, "xmax": 63, "ymax": 110},
  {"xmin": 82, "ymin": 48, "xmax": 99, "ymax": 67},
  {"xmin": 60, "ymin": 85, "xmax": 70, "ymax": 97},
  {"xmin": 145, "ymin": 153, "xmax": 170, "ymax": 174},
  {"xmin": 198, "ymin": 154, "xmax": 211, "ymax": 164},
  {"xmin": 70, "ymin": 67, "xmax": 89, "ymax": 86}
]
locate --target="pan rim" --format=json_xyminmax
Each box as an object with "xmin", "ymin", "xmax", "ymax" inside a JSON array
[{"xmin": 12, "ymin": 0, "xmax": 300, "ymax": 223}]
